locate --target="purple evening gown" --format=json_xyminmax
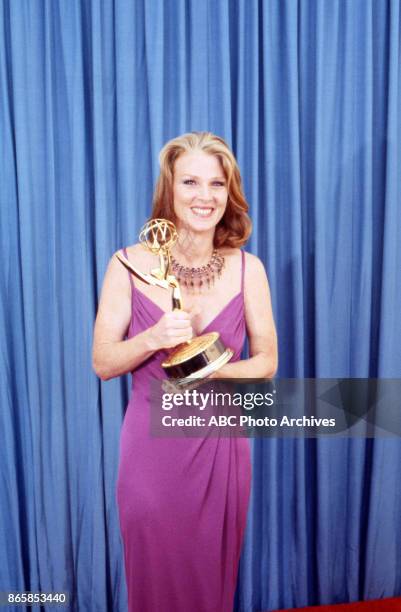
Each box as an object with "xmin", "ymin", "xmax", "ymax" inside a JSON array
[{"xmin": 117, "ymin": 248, "xmax": 251, "ymax": 612}]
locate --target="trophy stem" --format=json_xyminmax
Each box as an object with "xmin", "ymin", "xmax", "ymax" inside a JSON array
[
  {"xmin": 170, "ymin": 280, "xmax": 183, "ymax": 310},
  {"xmin": 160, "ymin": 249, "xmax": 169, "ymax": 278}
]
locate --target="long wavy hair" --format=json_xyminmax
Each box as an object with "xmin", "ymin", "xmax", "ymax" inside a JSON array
[{"xmin": 150, "ymin": 132, "xmax": 252, "ymax": 248}]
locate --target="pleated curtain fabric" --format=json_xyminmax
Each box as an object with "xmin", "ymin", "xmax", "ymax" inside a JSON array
[{"xmin": 0, "ymin": 1, "xmax": 400, "ymax": 611}]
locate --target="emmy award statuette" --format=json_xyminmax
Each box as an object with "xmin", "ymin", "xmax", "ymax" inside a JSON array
[{"xmin": 116, "ymin": 219, "xmax": 234, "ymax": 384}]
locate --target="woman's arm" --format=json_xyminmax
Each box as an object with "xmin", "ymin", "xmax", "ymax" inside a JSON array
[
  {"xmin": 92, "ymin": 253, "xmax": 155, "ymax": 380},
  {"xmin": 92, "ymin": 251, "xmax": 193, "ymax": 381},
  {"xmin": 210, "ymin": 253, "xmax": 278, "ymax": 380}
]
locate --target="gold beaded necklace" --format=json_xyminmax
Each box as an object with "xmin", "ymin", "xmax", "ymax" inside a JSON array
[{"xmin": 170, "ymin": 249, "xmax": 225, "ymax": 291}]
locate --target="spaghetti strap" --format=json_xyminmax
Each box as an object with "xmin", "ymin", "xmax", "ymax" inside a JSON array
[
  {"xmin": 240, "ymin": 250, "xmax": 245, "ymax": 294},
  {"xmin": 122, "ymin": 247, "xmax": 134, "ymax": 293}
]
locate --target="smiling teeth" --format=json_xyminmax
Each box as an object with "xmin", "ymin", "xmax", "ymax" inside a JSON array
[{"xmin": 192, "ymin": 208, "xmax": 213, "ymax": 216}]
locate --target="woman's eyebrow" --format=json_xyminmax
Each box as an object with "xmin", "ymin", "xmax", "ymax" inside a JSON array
[{"xmin": 180, "ymin": 174, "xmax": 226, "ymax": 180}]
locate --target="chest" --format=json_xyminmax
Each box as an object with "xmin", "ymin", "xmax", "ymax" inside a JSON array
[
  {"xmin": 133, "ymin": 281, "xmax": 242, "ymax": 335},
  {"xmin": 182, "ymin": 287, "xmax": 242, "ymax": 335}
]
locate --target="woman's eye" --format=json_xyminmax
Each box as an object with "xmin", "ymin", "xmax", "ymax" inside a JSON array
[
  {"xmin": 212, "ymin": 181, "xmax": 225, "ymax": 187},
  {"xmin": 183, "ymin": 179, "xmax": 196, "ymax": 185}
]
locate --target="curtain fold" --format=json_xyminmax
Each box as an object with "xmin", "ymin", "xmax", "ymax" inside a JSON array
[{"xmin": 1, "ymin": 1, "xmax": 400, "ymax": 610}]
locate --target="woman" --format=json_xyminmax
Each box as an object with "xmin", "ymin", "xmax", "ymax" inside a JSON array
[{"xmin": 92, "ymin": 132, "xmax": 278, "ymax": 611}]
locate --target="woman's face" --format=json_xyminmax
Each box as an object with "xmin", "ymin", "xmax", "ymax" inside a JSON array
[{"xmin": 172, "ymin": 151, "xmax": 228, "ymax": 234}]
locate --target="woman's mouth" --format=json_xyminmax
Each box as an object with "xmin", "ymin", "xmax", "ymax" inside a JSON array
[{"xmin": 191, "ymin": 207, "xmax": 214, "ymax": 218}]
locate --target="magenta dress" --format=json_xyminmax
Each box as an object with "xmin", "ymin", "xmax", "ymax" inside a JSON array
[{"xmin": 117, "ymin": 248, "xmax": 251, "ymax": 612}]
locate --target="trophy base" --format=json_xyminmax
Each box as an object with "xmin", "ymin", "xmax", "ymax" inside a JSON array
[{"xmin": 161, "ymin": 331, "xmax": 234, "ymax": 382}]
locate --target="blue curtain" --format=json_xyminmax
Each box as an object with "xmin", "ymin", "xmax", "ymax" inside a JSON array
[{"xmin": 1, "ymin": 1, "xmax": 400, "ymax": 611}]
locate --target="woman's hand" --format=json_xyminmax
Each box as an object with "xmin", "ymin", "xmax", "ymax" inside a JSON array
[{"xmin": 147, "ymin": 310, "xmax": 194, "ymax": 351}]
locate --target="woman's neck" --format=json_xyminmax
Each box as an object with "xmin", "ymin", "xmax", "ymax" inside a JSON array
[{"xmin": 171, "ymin": 227, "xmax": 215, "ymax": 266}]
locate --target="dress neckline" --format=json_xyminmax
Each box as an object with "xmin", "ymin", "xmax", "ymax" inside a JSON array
[{"xmin": 133, "ymin": 287, "xmax": 243, "ymax": 336}]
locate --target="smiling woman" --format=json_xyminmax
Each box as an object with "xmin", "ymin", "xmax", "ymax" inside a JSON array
[
  {"xmin": 92, "ymin": 131, "xmax": 278, "ymax": 611},
  {"xmin": 170, "ymin": 151, "xmax": 228, "ymax": 230},
  {"xmin": 151, "ymin": 131, "xmax": 252, "ymax": 250}
]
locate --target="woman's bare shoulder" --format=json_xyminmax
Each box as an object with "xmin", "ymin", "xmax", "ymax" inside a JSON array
[
  {"xmin": 122, "ymin": 242, "xmax": 156, "ymax": 265},
  {"xmin": 218, "ymin": 246, "xmax": 242, "ymax": 262},
  {"xmin": 219, "ymin": 247, "xmax": 264, "ymax": 272},
  {"xmin": 124, "ymin": 242, "xmax": 145, "ymax": 257},
  {"xmin": 105, "ymin": 243, "xmax": 148, "ymax": 285},
  {"xmin": 243, "ymin": 251, "xmax": 265, "ymax": 272},
  {"xmin": 242, "ymin": 252, "xmax": 270, "ymax": 295}
]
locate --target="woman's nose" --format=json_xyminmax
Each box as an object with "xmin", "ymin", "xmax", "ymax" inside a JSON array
[{"xmin": 198, "ymin": 184, "xmax": 212, "ymax": 201}]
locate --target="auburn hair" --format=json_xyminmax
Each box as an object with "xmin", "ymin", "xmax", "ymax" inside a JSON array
[{"xmin": 150, "ymin": 132, "xmax": 252, "ymax": 248}]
